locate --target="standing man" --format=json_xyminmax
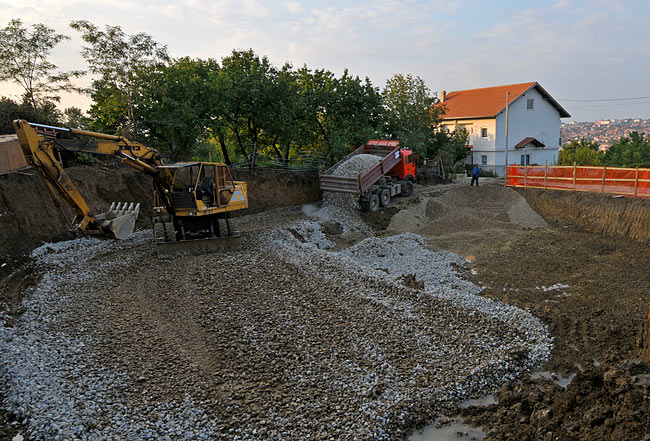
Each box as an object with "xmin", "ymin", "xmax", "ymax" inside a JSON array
[{"xmin": 471, "ymin": 164, "xmax": 481, "ymax": 186}]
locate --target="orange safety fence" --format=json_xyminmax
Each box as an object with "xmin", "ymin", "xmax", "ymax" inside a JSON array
[{"xmin": 506, "ymin": 164, "xmax": 650, "ymax": 199}]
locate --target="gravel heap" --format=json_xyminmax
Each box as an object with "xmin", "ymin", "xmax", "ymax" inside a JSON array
[
  {"xmin": 258, "ymin": 224, "xmax": 552, "ymax": 438},
  {"xmin": 307, "ymin": 154, "xmax": 381, "ymax": 234}
]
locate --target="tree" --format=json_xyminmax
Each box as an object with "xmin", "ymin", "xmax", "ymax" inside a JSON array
[
  {"xmin": 136, "ymin": 57, "xmax": 216, "ymax": 161},
  {"xmin": 559, "ymin": 138, "xmax": 602, "ymax": 165},
  {"xmin": 296, "ymin": 67, "xmax": 383, "ymax": 161},
  {"xmin": 0, "ymin": 97, "xmax": 20, "ymax": 134},
  {"xmin": 0, "ymin": 19, "xmax": 80, "ymax": 118},
  {"xmin": 70, "ymin": 20, "xmax": 169, "ymax": 137},
  {"xmin": 603, "ymin": 132, "xmax": 650, "ymax": 168},
  {"xmin": 63, "ymin": 107, "xmax": 91, "ymax": 129},
  {"xmin": 382, "ymin": 73, "xmax": 441, "ymax": 158}
]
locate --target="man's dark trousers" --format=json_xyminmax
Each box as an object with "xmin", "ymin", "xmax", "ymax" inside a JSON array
[{"xmin": 471, "ymin": 175, "xmax": 479, "ymax": 186}]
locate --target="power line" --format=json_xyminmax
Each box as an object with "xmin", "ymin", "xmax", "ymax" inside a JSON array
[
  {"xmin": 558, "ymin": 95, "xmax": 650, "ymax": 102},
  {"xmin": 562, "ymin": 101, "xmax": 650, "ymax": 109}
]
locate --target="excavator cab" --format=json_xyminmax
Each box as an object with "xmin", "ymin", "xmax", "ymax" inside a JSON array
[{"xmin": 152, "ymin": 162, "xmax": 247, "ymax": 256}]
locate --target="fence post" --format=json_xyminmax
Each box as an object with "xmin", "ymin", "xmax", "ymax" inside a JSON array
[
  {"xmin": 524, "ymin": 163, "xmax": 528, "ymax": 188},
  {"xmin": 635, "ymin": 166, "xmax": 639, "ymax": 198},
  {"xmin": 601, "ymin": 166, "xmax": 606, "ymax": 193},
  {"xmin": 544, "ymin": 160, "xmax": 548, "ymax": 190},
  {"xmin": 572, "ymin": 162, "xmax": 577, "ymax": 191}
]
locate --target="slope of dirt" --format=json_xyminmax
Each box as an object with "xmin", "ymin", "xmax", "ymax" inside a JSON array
[
  {"xmin": 230, "ymin": 169, "xmax": 321, "ymax": 214},
  {"xmin": 0, "ymin": 165, "xmax": 153, "ymax": 274},
  {"xmin": 520, "ymin": 188, "xmax": 650, "ymax": 242},
  {"xmin": 461, "ymin": 227, "xmax": 650, "ymax": 440}
]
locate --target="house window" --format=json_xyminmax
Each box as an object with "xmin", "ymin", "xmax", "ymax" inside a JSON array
[
  {"xmin": 481, "ymin": 155, "xmax": 487, "ymax": 165},
  {"xmin": 480, "ymin": 127, "xmax": 488, "ymax": 138},
  {"xmin": 527, "ymin": 99, "xmax": 534, "ymax": 110},
  {"xmin": 520, "ymin": 154, "xmax": 530, "ymax": 165}
]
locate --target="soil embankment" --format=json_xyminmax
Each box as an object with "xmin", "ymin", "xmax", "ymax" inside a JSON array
[
  {"xmin": 520, "ymin": 188, "xmax": 650, "ymax": 242},
  {"xmin": 0, "ymin": 166, "xmax": 153, "ymax": 265},
  {"xmin": 231, "ymin": 169, "xmax": 320, "ymax": 214}
]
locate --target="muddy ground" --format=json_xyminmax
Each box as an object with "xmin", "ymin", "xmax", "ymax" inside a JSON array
[{"xmin": 1, "ymin": 169, "xmax": 649, "ymax": 440}]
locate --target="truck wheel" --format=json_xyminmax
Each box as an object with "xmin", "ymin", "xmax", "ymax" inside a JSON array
[
  {"xmin": 378, "ymin": 188, "xmax": 390, "ymax": 207},
  {"xmin": 368, "ymin": 193, "xmax": 380, "ymax": 212},
  {"xmin": 400, "ymin": 180, "xmax": 414, "ymax": 197}
]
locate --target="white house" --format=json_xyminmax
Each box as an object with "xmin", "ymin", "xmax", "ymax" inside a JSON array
[{"xmin": 439, "ymin": 82, "xmax": 570, "ymax": 176}]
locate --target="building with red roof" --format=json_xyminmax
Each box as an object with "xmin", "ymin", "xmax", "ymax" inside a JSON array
[{"xmin": 439, "ymin": 82, "xmax": 570, "ymax": 176}]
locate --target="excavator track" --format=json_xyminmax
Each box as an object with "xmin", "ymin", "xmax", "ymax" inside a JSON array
[{"xmin": 153, "ymin": 214, "xmax": 241, "ymax": 258}]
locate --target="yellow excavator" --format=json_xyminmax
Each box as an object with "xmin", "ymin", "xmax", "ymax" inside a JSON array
[{"xmin": 14, "ymin": 120, "xmax": 248, "ymax": 257}]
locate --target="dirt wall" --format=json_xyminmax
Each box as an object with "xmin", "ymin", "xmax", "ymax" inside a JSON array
[
  {"xmin": 0, "ymin": 166, "xmax": 154, "ymax": 265},
  {"xmin": 518, "ymin": 188, "xmax": 650, "ymax": 242},
  {"xmin": 640, "ymin": 306, "xmax": 650, "ymax": 363},
  {"xmin": 230, "ymin": 169, "xmax": 320, "ymax": 214}
]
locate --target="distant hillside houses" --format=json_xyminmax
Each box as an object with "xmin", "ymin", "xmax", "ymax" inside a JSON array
[{"xmin": 561, "ymin": 118, "xmax": 650, "ymax": 148}]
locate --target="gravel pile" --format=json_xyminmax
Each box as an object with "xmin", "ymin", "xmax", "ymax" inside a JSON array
[{"xmin": 307, "ymin": 154, "xmax": 381, "ymax": 234}]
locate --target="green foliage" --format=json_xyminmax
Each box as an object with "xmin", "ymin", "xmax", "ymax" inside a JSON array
[
  {"xmin": 136, "ymin": 57, "xmax": 216, "ymax": 161},
  {"xmin": 63, "ymin": 107, "xmax": 90, "ymax": 129},
  {"xmin": 70, "ymin": 20, "xmax": 169, "ymax": 138},
  {"xmin": 382, "ymin": 73, "xmax": 440, "ymax": 158},
  {"xmin": 603, "ymin": 132, "xmax": 650, "ymax": 168},
  {"xmin": 438, "ymin": 128, "xmax": 471, "ymax": 167},
  {"xmin": 87, "ymin": 81, "xmax": 128, "ymax": 134},
  {"xmin": 0, "ymin": 97, "xmax": 21, "ymax": 134},
  {"xmin": 559, "ymin": 138, "xmax": 603, "ymax": 165},
  {"xmin": 0, "ymin": 19, "xmax": 81, "ymax": 120}
]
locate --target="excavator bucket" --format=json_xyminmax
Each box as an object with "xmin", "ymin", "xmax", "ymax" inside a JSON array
[{"xmin": 94, "ymin": 202, "xmax": 140, "ymax": 240}]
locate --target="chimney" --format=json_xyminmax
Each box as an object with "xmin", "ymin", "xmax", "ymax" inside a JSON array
[{"xmin": 440, "ymin": 90, "xmax": 446, "ymax": 103}]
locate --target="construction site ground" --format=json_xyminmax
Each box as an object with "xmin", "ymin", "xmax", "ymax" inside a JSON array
[{"xmin": 1, "ymin": 171, "xmax": 649, "ymax": 440}]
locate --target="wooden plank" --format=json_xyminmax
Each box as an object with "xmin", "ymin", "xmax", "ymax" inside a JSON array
[
  {"xmin": 601, "ymin": 167, "xmax": 606, "ymax": 192},
  {"xmin": 635, "ymin": 166, "xmax": 639, "ymax": 198},
  {"xmin": 544, "ymin": 161, "xmax": 548, "ymax": 190},
  {"xmin": 524, "ymin": 164, "xmax": 528, "ymax": 188},
  {"xmin": 572, "ymin": 162, "xmax": 577, "ymax": 191}
]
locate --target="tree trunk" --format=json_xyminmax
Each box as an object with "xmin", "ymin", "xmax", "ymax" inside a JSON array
[
  {"xmin": 271, "ymin": 136, "xmax": 283, "ymax": 160},
  {"xmin": 283, "ymin": 142, "xmax": 291, "ymax": 168},
  {"xmin": 218, "ymin": 134, "xmax": 231, "ymax": 165},
  {"xmin": 232, "ymin": 127, "xmax": 248, "ymax": 159}
]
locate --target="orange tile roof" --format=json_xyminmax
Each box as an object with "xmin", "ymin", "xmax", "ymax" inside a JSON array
[{"xmin": 439, "ymin": 82, "xmax": 570, "ymax": 119}]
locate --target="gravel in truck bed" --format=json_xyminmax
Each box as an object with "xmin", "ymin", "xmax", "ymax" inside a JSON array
[
  {"xmin": 306, "ymin": 154, "xmax": 381, "ymax": 235},
  {"xmin": 0, "ymin": 206, "xmax": 551, "ymax": 440}
]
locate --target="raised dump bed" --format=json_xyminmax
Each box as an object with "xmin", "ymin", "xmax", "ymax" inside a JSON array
[
  {"xmin": 319, "ymin": 140, "xmax": 416, "ymax": 212},
  {"xmin": 320, "ymin": 140, "xmax": 402, "ymax": 194}
]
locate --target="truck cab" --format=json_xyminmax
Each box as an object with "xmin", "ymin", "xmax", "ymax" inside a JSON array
[{"xmin": 390, "ymin": 148, "xmax": 416, "ymax": 182}]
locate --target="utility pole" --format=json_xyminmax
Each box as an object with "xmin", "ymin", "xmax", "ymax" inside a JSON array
[{"xmin": 504, "ymin": 91, "xmax": 510, "ymax": 180}]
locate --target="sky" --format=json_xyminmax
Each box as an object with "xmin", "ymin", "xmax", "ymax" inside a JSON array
[{"xmin": 1, "ymin": 0, "xmax": 649, "ymax": 122}]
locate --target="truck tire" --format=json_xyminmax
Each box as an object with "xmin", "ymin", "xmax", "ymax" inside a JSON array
[
  {"xmin": 400, "ymin": 180, "xmax": 414, "ymax": 197},
  {"xmin": 378, "ymin": 188, "xmax": 391, "ymax": 207},
  {"xmin": 367, "ymin": 193, "xmax": 380, "ymax": 212}
]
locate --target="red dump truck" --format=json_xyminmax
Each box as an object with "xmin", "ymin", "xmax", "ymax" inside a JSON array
[{"xmin": 319, "ymin": 140, "xmax": 416, "ymax": 212}]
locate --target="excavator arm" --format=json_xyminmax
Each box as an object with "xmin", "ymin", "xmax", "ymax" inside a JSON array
[{"xmin": 13, "ymin": 119, "xmax": 170, "ymax": 239}]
